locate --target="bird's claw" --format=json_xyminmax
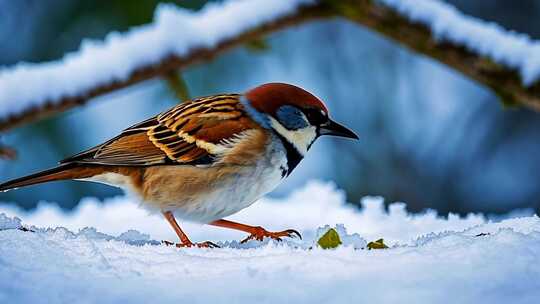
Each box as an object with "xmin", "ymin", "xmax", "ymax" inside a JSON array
[
  {"xmin": 194, "ymin": 241, "xmax": 220, "ymax": 248},
  {"xmin": 240, "ymin": 227, "xmax": 302, "ymax": 244},
  {"xmin": 285, "ymin": 229, "xmax": 302, "ymax": 240},
  {"xmin": 162, "ymin": 240, "xmax": 220, "ymax": 248}
]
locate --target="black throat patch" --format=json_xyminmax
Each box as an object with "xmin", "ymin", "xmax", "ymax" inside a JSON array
[{"xmin": 274, "ymin": 132, "xmax": 304, "ymax": 178}]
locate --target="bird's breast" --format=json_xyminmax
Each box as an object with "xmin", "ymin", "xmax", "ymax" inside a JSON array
[{"xmin": 137, "ymin": 134, "xmax": 288, "ymax": 223}]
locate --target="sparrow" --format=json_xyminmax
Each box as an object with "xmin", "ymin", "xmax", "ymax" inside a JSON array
[{"xmin": 0, "ymin": 83, "xmax": 358, "ymax": 248}]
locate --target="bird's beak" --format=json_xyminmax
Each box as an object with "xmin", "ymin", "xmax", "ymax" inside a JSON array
[{"xmin": 319, "ymin": 119, "xmax": 359, "ymax": 140}]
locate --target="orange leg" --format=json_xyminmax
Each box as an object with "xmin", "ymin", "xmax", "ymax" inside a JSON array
[
  {"xmin": 209, "ymin": 219, "xmax": 301, "ymax": 243},
  {"xmin": 162, "ymin": 211, "xmax": 219, "ymax": 248}
]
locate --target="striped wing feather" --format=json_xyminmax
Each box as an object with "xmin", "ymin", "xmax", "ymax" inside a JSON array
[{"xmin": 61, "ymin": 94, "xmax": 258, "ymax": 166}]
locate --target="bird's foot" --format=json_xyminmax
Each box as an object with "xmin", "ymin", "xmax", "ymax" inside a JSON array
[
  {"xmin": 240, "ymin": 227, "xmax": 302, "ymax": 244},
  {"xmin": 162, "ymin": 240, "xmax": 220, "ymax": 248}
]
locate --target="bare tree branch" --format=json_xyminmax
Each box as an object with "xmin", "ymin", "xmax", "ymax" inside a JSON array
[{"xmin": 1, "ymin": 0, "xmax": 539, "ymax": 133}]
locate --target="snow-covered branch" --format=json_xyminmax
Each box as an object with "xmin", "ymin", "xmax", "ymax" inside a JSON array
[
  {"xmin": 1, "ymin": 0, "xmax": 540, "ymax": 133},
  {"xmin": 0, "ymin": 0, "xmax": 330, "ymax": 132},
  {"xmin": 344, "ymin": 0, "xmax": 540, "ymax": 110}
]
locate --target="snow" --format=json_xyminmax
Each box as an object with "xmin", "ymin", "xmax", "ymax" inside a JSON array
[
  {"xmin": 0, "ymin": 213, "xmax": 21, "ymax": 230},
  {"xmin": 1, "ymin": 180, "xmax": 539, "ymax": 303},
  {"xmin": 379, "ymin": 0, "xmax": 540, "ymax": 85},
  {"xmin": 0, "ymin": 0, "xmax": 313, "ymax": 120}
]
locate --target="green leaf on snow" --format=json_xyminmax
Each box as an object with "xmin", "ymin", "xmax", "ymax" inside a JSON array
[
  {"xmin": 317, "ymin": 228, "xmax": 342, "ymax": 249},
  {"xmin": 367, "ymin": 238, "xmax": 389, "ymax": 250}
]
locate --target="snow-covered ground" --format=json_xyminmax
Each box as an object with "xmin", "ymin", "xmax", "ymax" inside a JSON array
[{"xmin": 1, "ymin": 181, "xmax": 539, "ymax": 303}]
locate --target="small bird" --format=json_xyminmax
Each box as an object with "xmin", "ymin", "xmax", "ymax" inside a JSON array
[{"xmin": 0, "ymin": 83, "xmax": 358, "ymax": 247}]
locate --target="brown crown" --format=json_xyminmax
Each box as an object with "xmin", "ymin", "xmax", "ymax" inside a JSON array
[{"xmin": 245, "ymin": 83, "xmax": 328, "ymax": 116}]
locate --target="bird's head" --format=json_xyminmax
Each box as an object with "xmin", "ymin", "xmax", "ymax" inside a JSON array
[{"xmin": 244, "ymin": 83, "xmax": 358, "ymax": 156}]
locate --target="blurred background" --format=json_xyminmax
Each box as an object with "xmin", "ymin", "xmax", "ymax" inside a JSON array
[{"xmin": 1, "ymin": 0, "xmax": 539, "ymax": 215}]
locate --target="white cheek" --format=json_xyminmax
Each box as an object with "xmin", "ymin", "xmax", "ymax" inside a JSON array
[{"xmin": 269, "ymin": 117, "xmax": 316, "ymax": 155}]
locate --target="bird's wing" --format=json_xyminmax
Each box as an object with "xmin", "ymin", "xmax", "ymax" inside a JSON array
[{"xmin": 60, "ymin": 94, "xmax": 259, "ymax": 166}]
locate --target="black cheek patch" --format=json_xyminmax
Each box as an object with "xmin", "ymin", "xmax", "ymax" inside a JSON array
[{"xmin": 274, "ymin": 132, "xmax": 303, "ymax": 177}]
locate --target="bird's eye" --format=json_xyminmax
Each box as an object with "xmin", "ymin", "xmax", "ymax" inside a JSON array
[{"xmin": 304, "ymin": 108, "xmax": 328, "ymax": 125}]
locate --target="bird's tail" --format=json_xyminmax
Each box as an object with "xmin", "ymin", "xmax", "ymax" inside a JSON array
[{"xmin": 0, "ymin": 163, "xmax": 99, "ymax": 192}]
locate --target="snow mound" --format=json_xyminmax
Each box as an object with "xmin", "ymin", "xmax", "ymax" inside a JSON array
[
  {"xmin": 1, "ymin": 181, "xmax": 539, "ymax": 303},
  {"xmin": 0, "ymin": 213, "xmax": 21, "ymax": 230}
]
